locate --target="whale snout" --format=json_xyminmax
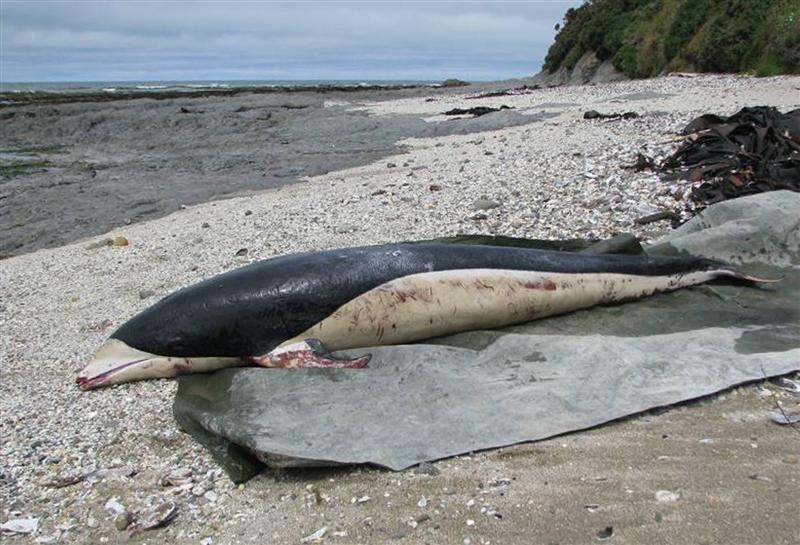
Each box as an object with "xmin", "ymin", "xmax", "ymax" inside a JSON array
[
  {"xmin": 78, "ymin": 339, "xmax": 159, "ymax": 390},
  {"xmin": 78, "ymin": 339, "xmax": 244, "ymax": 389}
]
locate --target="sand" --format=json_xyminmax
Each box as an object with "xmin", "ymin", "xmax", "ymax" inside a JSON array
[{"xmin": 1, "ymin": 74, "xmax": 799, "ymax": 544}]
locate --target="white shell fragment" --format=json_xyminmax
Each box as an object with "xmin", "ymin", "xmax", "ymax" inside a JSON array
[
  {"xmin": 104, "ymin": 497, "xmax": 125, "ymax": 515},
  {"xmin": 1, "ymin": 518, "xmax": 39, "ymax": 535},
  {"xmin": 301, "ymin": 526, "xmax": 328, "ymax": 543},
  {"xmin": 655, "ymin": 490, "xmax": 680, "ymax": 502},
  {"xmin": 127, "ymin": 499, "xmax": 178, "ymax": 534}
]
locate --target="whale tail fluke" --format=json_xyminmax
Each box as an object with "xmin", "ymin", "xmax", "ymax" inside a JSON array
[
  {"xmin": 713, "ymin": 268, "xmax": 783, "ymax": 284},
  {"xmin": 251, "ymin": 339, "xmax": 371, "ymax": 369}
]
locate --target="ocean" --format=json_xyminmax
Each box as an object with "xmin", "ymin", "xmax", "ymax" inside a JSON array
[{"xmin": 0, "ymin": 79, "xmax": 438, "ymax": 94}]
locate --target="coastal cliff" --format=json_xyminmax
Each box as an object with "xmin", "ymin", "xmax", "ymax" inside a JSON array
[{"xmin": 534, "ymin": 0, "xmax": 799, "ymax": 85}]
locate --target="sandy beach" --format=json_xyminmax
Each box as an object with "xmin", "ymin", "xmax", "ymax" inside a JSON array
[{"xmin": 2, "ymin": 74, "xmax": 800, "ymax": 544}]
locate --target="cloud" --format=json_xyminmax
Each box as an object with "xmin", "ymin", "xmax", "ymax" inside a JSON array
[{"xmin": 1, "ymin": 1, "xmax": 581, "ymax": 82}]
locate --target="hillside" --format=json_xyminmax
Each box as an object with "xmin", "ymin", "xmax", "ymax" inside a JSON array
[{"xmin": 541, "ymin": 0, "xmax": 799, "ymax": 81}]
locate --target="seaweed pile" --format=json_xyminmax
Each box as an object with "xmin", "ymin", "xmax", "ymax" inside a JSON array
[
  {"xmin": 443, "ymin": 105, "xmax": 511, "ymax": 117},
  {"xmin": 662, "ymin": 106, "xmax": 800, "ymax": 206}
]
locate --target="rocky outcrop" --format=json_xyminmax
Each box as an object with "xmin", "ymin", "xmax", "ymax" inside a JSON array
[{"xmin": 531, "ymin": 51, "xmax": 628, "ymax": 87}]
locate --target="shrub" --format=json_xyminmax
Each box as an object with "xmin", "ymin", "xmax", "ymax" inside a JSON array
[
  {"xmin": 542, "ymin": 0, "xmax": 798, "ymax": 77},
  {"xmin": 663, "ymin": 0, "xmax": 712, "ymax": 60}
]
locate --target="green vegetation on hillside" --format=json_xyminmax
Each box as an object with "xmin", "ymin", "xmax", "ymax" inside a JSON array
[{"xmin": 543, "ymin": 0, "xmax": 799, "ymax": 77}]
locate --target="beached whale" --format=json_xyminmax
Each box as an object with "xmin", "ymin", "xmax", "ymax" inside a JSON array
[{"xmin": 77, "ymin": 243, "xmax": 769, "ymax": 389}]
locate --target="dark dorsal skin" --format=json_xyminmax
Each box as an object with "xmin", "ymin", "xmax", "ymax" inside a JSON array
[{"xmin": 112, "ymin": 243, "xmax": 719, "ymax": 358}]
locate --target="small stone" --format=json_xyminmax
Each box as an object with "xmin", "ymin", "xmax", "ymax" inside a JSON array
[
  {"xmin": 472, "ymin": 198, "xmax": 500, "ymax": 211},
  {"xmin": 114, "ymin": 512, "xmax": 131, "ymax": 531},
  {"xmin": 138, "ymin": 289, "xmax": 155, "ymax": 300},
  {"xmin": 111, "ymin": 236, "xmax": 129, "ymax": 247},
  {"xmin": 466, "ymin": 519, "xmax": 475, "ymax": 526},
  {"xmin": 203, "ymin": 490, "xmax": 218, "ymax": 503},
  {"xmin": 782, "ymin": 455, "xmax": 798, "ymax": 464},
  {"xmin": 386, "ymin": 162, "xmax": 396, "ymax": 168},
  {"xmin": 596, "ymin": 526, "xmax": 614, "ymax": 541},
  {"xmin": 417, "ymin": 496, "xmax": 428, "ymax": 508},
  {"xmin": 429, "ymin": 184, "xmax": 442, "ymax": 192},
  {"xmin": 201, "ymin": 222, "xmax": 210, "ymax": 228},
  {"xmin": 244, "ymin": 210, "xmax": 253, "ymax": 216},
  {"xmin": 201, "ymin": 538, "xmax": 213, "ymax": 545},
  {"xmin": 470, "ymin": 213, "xmax": 488, "ymax": 221}
]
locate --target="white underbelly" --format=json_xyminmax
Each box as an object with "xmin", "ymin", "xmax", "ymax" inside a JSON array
[{"xmin": 278, "ymin": 268, "xmax": 712, "ymax": 351}]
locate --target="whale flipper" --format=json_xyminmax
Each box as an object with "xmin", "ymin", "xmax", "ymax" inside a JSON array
[{"xmin": 250, "ymin": 339, "xmax": 371, "ymax": 369}]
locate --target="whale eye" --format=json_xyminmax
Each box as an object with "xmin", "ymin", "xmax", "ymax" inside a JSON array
[{"xmin": 165, "ymin": 335, "xmax": 188, "ymax": 351}]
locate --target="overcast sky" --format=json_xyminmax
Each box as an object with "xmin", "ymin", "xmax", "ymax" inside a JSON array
[{"xmin": 1, "ymin": 1, "xmax": 581, "ymax": 83}]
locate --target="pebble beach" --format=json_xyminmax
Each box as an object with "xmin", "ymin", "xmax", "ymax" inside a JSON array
[{"xmin": 2, "ymin": 74, "xmax": 800, "ymax": 544}]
